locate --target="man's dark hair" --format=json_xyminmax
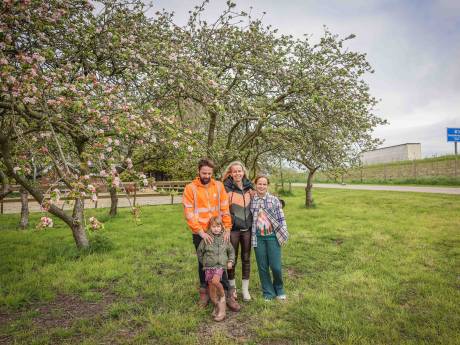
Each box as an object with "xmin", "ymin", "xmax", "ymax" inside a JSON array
[{"xmin": 198, "ymin": 158, "xmax": 215, "ymax": 170}]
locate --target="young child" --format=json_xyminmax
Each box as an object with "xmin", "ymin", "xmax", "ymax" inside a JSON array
[{"xmin": 197, "ymin": 217, "xmax": 236, "ymax": 321}]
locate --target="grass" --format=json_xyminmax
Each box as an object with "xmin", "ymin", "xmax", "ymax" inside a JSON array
[
  {"xmin": 313, "ymin": 176, "xmax": 460, "ymax": 187},
  {"xmin": 273, "ymin": 154, "xmax": 460, "ymax": 186},
  {"xmin": 0, "ymin": 188, "xmax": 459, "ymax": 344}
]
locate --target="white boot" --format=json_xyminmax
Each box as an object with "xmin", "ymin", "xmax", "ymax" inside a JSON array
[
  {"xmin": 228, "ymin": 279, "xmax": 237, "ymax": 299},
  {"xmin": 242, "ymin": 279, "xmax": 251, "ymax": 301}
]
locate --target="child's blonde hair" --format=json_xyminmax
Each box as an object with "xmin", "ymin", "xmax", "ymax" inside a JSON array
[{"xmin": 207, "ymin": 216, "xmax": 224, "ymax": 232}]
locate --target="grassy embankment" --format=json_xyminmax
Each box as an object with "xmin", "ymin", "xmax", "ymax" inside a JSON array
[
  {"xmin": 1, "ymin": 188, "xmax": 459, "ymax": 344},
  {"xmin": 273, "ymin": 155, "xmax": 460, "ymax": 186}
]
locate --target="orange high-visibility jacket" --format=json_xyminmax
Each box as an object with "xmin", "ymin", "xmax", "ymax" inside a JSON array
[{"xmin": 183, "ymin": 177, "xmax": 232, "ymax": 233}]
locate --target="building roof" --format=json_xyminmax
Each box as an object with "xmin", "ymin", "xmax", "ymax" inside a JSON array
[{"xmin": 363, "ymin": 143, "xmax": 421, "ymax": 153}]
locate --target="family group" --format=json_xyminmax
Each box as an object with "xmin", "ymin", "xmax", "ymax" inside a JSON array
[{"xmin": 182, "ymin": 158, "xmax": 289, "ymax": 321}]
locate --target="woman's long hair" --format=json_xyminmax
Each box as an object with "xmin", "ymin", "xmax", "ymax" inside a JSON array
[{"xmin": 222, "ymin": 161, "xmax": 249, "ymax": 182}]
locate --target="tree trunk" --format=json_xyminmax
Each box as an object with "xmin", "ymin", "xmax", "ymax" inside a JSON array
[
  {"xmin": 71, "ymin": 198, "xmax": 89, "ymax": 249},
  {"xmin": 305, "ymin": 168, "xmax": 317, "ymax": 208},
  {"xmin": 1, "ymin": 134, "xmax": 89, "ymax": 249},
  {"xmin": 19, "ymin": 187, "xmax": 29, "ymax": 229},
  {"xmin": 109, "ymin": 186, "xmax": 118, "ymax": 217}
]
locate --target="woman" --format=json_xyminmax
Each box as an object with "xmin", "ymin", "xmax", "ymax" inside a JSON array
[
  {"xmin": 222, "ymin": 161, "xmax": 254, "ymax": 301},
  {"xmin": 250, "ymin": 175, "xmax": 288, "ymax": 301}
]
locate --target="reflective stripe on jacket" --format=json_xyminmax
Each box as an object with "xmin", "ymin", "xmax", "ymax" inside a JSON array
[{"xmin": 183, "ymin": 177, "xmax": 232, "ymax": 233}]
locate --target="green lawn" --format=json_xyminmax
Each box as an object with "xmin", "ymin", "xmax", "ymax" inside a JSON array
[{"xmin": 0, "ymin": 188, "xmax": 459, "ymax": 344}]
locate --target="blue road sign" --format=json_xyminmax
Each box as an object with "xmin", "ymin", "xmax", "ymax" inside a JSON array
[{"xmin": 447, "ymin": 128, "xmax": 460, "ymax": 142}]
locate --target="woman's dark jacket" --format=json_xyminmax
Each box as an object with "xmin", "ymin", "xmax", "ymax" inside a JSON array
[{"xmin": 223, "ymin": 176, "xmax": 253, "ymax": 231}]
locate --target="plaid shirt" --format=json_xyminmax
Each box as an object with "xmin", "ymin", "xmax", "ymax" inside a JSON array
[{"xmin": 250, "ymin": 193, "xmax": 288, "ymax": 247}]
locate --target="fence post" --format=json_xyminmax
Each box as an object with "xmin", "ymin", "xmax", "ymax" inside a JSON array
[
  {"xmin": 171, "ymin": 194, "xmax": 174, "ymax": 204},
  {"xmin": 95, "ymin": 190, "xmax": 98, "ymax": 209},
  {"xmin": 1, "ymin": 198, "xmax": 3, "ymax": 214}
]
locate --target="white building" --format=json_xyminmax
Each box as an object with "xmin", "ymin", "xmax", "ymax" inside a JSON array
[{"xmin": 361, "ymin": 143, "xmax": 421, "ymax": 165}]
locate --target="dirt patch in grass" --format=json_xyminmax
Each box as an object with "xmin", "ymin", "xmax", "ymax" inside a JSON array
[
  {"xmin": 198, "ymin": 309, "xmax": 254, "ymax": 344},
  {"xmin": 32, "ymin": 289, "xmax": 117, "ymax": 329},
  {"xmin": 1, "ymin": 288, "xmax": 117, "ymax": 330},
  {"xmin": 286, "ymin": 267, "xmax": 303, "ymax": 279}
]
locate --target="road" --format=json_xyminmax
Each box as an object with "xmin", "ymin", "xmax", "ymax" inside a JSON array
[
  {"xmin": 0, "ymin": 194, "xmax": 183, "ymax": 215},
  {"xmin": 291, "ymin": 183, "xmax": 460, "ymax": 195}
]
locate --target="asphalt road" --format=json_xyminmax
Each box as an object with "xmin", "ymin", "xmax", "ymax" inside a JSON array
[
  {"xmin": 0, "ymin": 194, "xmax": 183, "ymax": 215},
  {"xmin": 291, "ymin": 183, "xmax": 460, "ymax": 195}
]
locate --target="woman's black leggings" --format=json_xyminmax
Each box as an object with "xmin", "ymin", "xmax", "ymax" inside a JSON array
[{"xmin": 227, "ymin": 230, "xmax": 251, "ymax": 280}]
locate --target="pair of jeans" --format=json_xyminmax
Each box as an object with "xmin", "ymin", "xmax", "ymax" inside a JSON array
[
  {"xmin": 227, "ymin": 230, "xmax": 251, "ymax": 280},
  {"xmin": 193, "ymin": 234, "xmax": 229, "ymax": 290},
  {"xmin": 254, "ymin": 237, "xmax": 284, "ymax": 299}
]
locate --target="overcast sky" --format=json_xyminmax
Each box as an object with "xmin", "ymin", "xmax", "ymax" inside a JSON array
[{"xmin": 152, "ymin": 0, "xmax": 460, "ymax": 157}]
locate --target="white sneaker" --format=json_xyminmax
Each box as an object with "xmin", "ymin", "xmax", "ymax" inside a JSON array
[{"xmin": 276, "ymin": 295, "xmax": 287, "ymax": 301}]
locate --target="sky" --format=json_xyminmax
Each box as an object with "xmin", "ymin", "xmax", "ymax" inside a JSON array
[{"xmin": 151, "ymin": 0, "xmax": 460, "ymax": 157}]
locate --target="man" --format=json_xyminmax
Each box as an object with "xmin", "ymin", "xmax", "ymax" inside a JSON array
[{"xmin": 183, "ymin": 158, "xmax": 241, "ymax": 311}]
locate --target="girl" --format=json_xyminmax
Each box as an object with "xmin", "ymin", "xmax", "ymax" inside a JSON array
[
  {"xmin": 250, "ymin": 175, "xmax": 289, "ymax": 301},
  {"xmin": 222, "ymin": 161, "xmax": 254, "ymax": 301},
  {"xmin": 197, "ymin": 217, "xmax": 236, "ymax": 321}
]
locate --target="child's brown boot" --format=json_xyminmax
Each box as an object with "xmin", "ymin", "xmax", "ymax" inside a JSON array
[{"xmin": 214, "ymin": 296, "xmax": 226, "ymax": 322}]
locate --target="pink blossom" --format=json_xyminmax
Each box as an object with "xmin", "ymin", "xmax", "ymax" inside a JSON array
[
  {"xmin": 0, "ymin": 58, "xmax": 8, "ymax": 65},
  {"xmin": 112, "ymin": 176, "xmax": 120, "ymax": 187},
  {"xmin": 106, "ymin": 146, "xmax": 112, "ymax": 153},
  {"xmin": 24, "ymin": 96, "xmax": 36, "ymax": 104},
  {"xmin": 37, "ymin": 216, "xmax": 53, "ymax": 229},
  {"xmin": 91, "ymin": 194, "xmax": 98, "ymax": 202},
  {"xmin": 100, "ymin": 170, "xmax": 108, "ymax": 177}
]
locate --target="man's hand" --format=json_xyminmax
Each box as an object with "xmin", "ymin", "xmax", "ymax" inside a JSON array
[
  {"xmin": 227, "ymin": 261, "xmax": 233, "ymax": 270},
  {"xmin": 199, "ymin": 230, "xmax": 213, "ymax": 245},
  {"xmin": 223, "ymin": 230, "xmax": 230, "ymax": 244}
]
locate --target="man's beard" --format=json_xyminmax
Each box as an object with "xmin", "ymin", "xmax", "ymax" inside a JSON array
[{"xmin": 200, "ymin": 177, "xmax": 211, "ymax": 185}]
